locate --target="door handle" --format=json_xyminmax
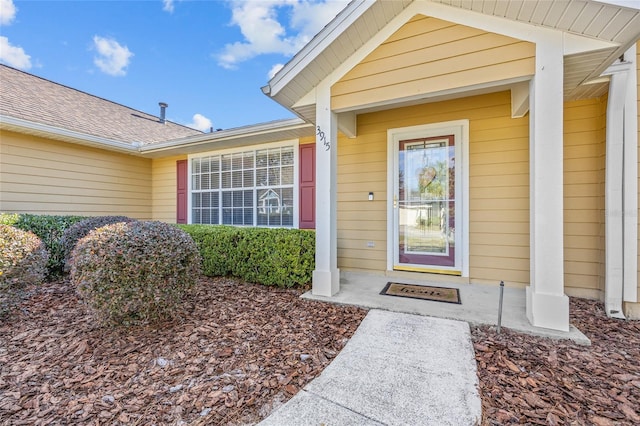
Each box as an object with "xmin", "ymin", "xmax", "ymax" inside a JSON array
[{"xmin": 393, "ymin": 195, "xmax": 398, "ymax": 208}]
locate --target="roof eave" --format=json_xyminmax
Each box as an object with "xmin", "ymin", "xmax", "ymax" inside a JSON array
[
  {"xmin": 0, "ymin": 115, "xmax": 139, "ymax": 154},
  {"xmin": 139, "ymin": 118, "xmax": 315, "ymax": 157},
  {"xmin": 266, "ymin": 0, "xmax": 376, "ymax": 99}
]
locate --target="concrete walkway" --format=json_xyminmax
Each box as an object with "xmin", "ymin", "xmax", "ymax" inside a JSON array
[
  {"xmin": 259, "ymin": 309, "xmax": 481, "ymax": 426},
  {"xmin": 260, "ymin": 271, "xmax": 589, "ymax": 425}
]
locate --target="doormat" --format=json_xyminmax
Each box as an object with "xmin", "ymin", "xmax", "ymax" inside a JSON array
[{"xmin": 380, "ymin": 282, "xmax": 461, "ymax": 304}]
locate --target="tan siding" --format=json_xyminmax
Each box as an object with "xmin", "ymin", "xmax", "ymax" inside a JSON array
[
  {"xmin": 151, "ymin": 155, "xmax": 187, "ymax": 223},
  {"xmin": 299, "ymin": 135, "xmax": 315, "ymax": 145},
  {"xmin": 563, "ymin": 97, "xmax": 606, "ymax": 297},
  {"xmin": 635, "ymin": 41, "xmax": 640, "ymax": 314},
  {"xmin": 337, "ymin": 91, "xmax": 531, "ymax": 283},
  {"xmin": 332, "ymin": 15, "xmax": 535, "ymax": 111},
  {"xmin": 0, "ymin": 131, "xmax": 151, "ymax": 218}
]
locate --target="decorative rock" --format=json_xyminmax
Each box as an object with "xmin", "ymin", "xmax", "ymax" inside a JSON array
[
  {"xmin": 156, "ymin": 357, "xmax": 169, "ymax": 367},
  {"xmin": 300, "ymin": 354, "xmax": 311, "ymax": 361},
  {"xmin": 200, "ymin": 408, "xmax": 212, "ymax": 416},
  {"xmin": 169, "ymin": 384, "xmax": 183, "ymax": 393},
  {"xmin": 101, "ymin": 395, "xmax": 115, "ymax": 404}
]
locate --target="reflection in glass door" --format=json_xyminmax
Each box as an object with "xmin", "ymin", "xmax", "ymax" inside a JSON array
[{"xmin": 398, "ymin": 135, "xmax": 455, "ymax": 267}]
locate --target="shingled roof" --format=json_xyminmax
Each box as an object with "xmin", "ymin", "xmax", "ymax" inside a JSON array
[{"xmin": 0, "ymin": 64, "xmax": 202, "ymax": 145}]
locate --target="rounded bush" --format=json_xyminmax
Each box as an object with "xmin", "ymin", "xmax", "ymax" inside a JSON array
[
  {"xmin": 0, "ymin": 225, "xmax": 49, "ymax": 316},
  {"xmin": 60, "ymin": 215, "xmax": 134, "ymax": 272},
  {"xmin": 70, "ymin": 221, "xmax": 201, "ymax": 326}
]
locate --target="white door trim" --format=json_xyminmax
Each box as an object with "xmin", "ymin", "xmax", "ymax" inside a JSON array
[{"xmin": 387, "ymin": 120, "xmax": 469, "ymax": 276}]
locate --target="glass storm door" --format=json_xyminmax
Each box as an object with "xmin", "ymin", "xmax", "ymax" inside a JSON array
[{"xmin": 397, "ymin": 135, "xmax": 456, "ymax": 268}]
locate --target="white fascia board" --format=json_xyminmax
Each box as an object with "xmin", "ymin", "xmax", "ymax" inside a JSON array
[
  {"xmin": 563, "ymin": 33, "xmax": 619, "ymax": 55},
  {"xmin": 267, "ymin": 0, "xmax": 376, "ymax": 97},
  {"xmin": 0, "ymin": 115, "xmax": 138, "ymax": 154},
  {"xmin": 140, "ymin": 118, "xmax": 312, "ymax": 154}
]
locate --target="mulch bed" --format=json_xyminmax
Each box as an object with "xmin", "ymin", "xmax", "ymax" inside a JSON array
[
  {"xmin": 3, "ymin": 278, "xmax": 640, "ymax": 426},
  {"xmin": 473, "ymin": 298, "xmax": 640, "ymax": 425},
  {"xmin": 0, "ymin": 277, "xmax": 366, "ymax": 425}
]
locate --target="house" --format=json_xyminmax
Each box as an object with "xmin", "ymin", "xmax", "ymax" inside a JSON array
[{"xmin": 1, "ymin": 0, "xmax": 640, "ymax": 332}]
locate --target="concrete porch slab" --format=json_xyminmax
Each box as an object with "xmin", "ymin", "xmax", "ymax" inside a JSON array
[{"xmin": 302, "ymin": 271, "xmax": 590, "ymax": 345}]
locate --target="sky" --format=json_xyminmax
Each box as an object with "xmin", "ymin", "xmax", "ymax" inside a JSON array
[
  {"xmin": 1, "ymin": 0, "xmax": 639, "ymax": 132},
  {"xmin": 0, "ymin": 0, "xmax": 350, "ymax": 131}
]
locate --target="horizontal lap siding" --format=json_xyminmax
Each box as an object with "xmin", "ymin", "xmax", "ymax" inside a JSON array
[
  {"xmin": 563, "ymin": 98, "xmax": 606, "ymax": 297},
  {"xmin": 337, "ymin": 130, "xmax": 387, "ymax": 270},
  {"xmin": 151, "ymin": 155, "xmax": 186, "ymax": 223},
  {"xmin": 332, "ymin": 15, "xmax": 534, "ymax": 111},
  {"xmin": 338, "ymin": 91, "xmax": 531, "ymax": 283},
  {"xmin": 0, "ymin": 131, "xmax": 151, "ymax": 218},
  {"xmin": 636, "ymin": 43, "xmax": 640, "ymax": 311}
]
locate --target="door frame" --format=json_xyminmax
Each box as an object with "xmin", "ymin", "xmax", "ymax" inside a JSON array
[{"xmin": 386, "ymin": 120, "xmax": 469, "ymax": 276}]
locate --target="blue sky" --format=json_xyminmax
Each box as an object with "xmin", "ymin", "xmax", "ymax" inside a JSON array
[
  {"xmin": 1, "ymin": 0, "xmax": 639, "ymax": 132},
  {"xmin": 0, "ymin": 0, "xmax": 349, "ymax": 131}
]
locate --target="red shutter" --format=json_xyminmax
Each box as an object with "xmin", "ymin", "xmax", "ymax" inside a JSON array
[
  {"xmin": 176, "ymin": 159, "xmax": 188, "ymax": 224},
  {"xmin": 299, "ymin": 144, "xmax": 315, "ymax": 229}
]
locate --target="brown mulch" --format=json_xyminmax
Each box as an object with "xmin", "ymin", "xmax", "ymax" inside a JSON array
[
  {"xmin": 474, "ymin": 298, "xmax": 640, "ymax": 425},
  {"xmin": 0, "ymin": 277, "xmax": 366, "ymax": 425},
  {"xmin": 3, "ymin": 278, "xmax": 640, "ymax": 426}
]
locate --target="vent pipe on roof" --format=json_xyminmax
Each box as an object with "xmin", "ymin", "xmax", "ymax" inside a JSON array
[{"xmin": 159, "ymin": 102, "xmax": 168, "ymax": 124}]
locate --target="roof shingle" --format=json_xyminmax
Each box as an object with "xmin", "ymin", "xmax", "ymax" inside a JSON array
[{"xmin": 0, "ymin": 64, "xmax": 202, "ymax": 145}]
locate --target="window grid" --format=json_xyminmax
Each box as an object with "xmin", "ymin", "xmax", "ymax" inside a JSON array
[{"xmin": 191, "ymin": 146, "xmax": 294, "ymax": 227}]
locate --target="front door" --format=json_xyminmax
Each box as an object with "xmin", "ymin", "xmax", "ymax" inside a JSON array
[{"xmin": 391, "ymin": 123, "xmax": 464, "ymax": 274}]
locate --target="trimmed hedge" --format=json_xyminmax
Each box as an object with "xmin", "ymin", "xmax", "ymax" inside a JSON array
[
  {"xmin": 179, "ymin": 225, "xmax": 315, "ymax": 288},
  {"xmin": 0, "ymin": 213, "xmax": 86, "ymax": 277},
  {"xmin": 0, "ymin": 225, "xmax": 49, "ymax": 317},
  {"xmin": 60, "ymin": 215, "xmax": 135, "ymax": 271},
  {"xmin": 71, "ymin": 221, "xmax": 201, "ymax": 326}
]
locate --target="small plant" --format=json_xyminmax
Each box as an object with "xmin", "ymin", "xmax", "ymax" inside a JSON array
[
  {"xmin": 70, "ymin": 221, "xmax": 201, "ymax": 326},
  {"xmin": 60, "ymin": 215, "xmax": 134, "ymax": 272},
  {"xmin": 0, "ymin": 225, "xmax": 49, "ymax": 317}
]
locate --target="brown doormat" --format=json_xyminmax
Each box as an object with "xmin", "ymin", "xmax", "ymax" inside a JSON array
[{"xmin": 380, "ymin": 282, "xmax": 461, "ymax": 304}]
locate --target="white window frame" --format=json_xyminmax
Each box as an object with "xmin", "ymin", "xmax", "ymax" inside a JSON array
[
  {"xmin": 188, "ymin": 139, "xmax": 300, "ymax": 228},
  {"xmin": 387, "ymin": 120, "xmax": 469, "ymax": 277}
]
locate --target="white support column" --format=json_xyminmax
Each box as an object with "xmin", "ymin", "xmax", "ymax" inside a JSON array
[
  {"xmin": 601, "ymin": 48, "xmax": 638, "ymax": 317},
  {"xmin": 312, "ymin": 81, "xmax": 340, "ymax": 296},
  {"xmin": 623, "ymin": 44, "xmax": 638, "ymax": 306},
  {"xmin": 604, "ymin": 69, "xmax": 628, "ymax": 319},
  {"xmin": 526, "ymin": 34, "xmax": 570, "ymax": 332}
]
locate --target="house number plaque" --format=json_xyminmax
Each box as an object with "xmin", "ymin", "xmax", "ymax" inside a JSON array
[{"xmin": 317, "ymin": 126, "xmax": 330, "ymax": 151}]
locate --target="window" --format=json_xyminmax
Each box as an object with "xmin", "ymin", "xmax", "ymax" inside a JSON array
[{"xmin": 191, "ymin": 145, "xmax": 295, "ymax": 227}]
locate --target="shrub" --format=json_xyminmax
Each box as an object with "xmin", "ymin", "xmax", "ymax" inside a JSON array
[
  {"xmin": 70, "ymin": 221, "xmax": 201, "ymax": 326},
  {"xmin": 60, "ymin": 215, "xmax": 134, "ymax": 272},
  {"xmin": 0, "ymin": 213, "xmax": 20, "ymax": 226},
  {"xmin": 179, "ymin": 225, "xmax": 315, "ymax": 288},
  {"xmin": 0, "ymin": 225, "xmax": 49, "ymax": 317},
  {"xmin": 178, "ymin": 225, "xmax": 241, "ymax": 277},
  {"xmin": 2, "ymin": 214, "xmax": 86, "ymax": 277}
]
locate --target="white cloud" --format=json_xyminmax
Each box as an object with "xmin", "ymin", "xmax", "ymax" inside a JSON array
[
  {"xmin": 187, "ymin": 113, "xmax": 213, "ymax": 132},
  {"xmin": 92, "ymin": 36, "xmax": 133, "ymax": 76},
  {"xmin": 0, "ymin": 36, "xmax": 31, "ymax": 69},
  {"xmin": 162, "ymin": 0, "xmax": 174, "ymax": 13},
  {"xmin": 268, "ymin": 63, "xmax": 284, "ymax": 79},
  {"xmin": 0, "ymin": 0, "xmax": 17, "ymax": 25},
  {"xmin": 217, "ymin": 0, "xmax": 349, "ymax": 69}
]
